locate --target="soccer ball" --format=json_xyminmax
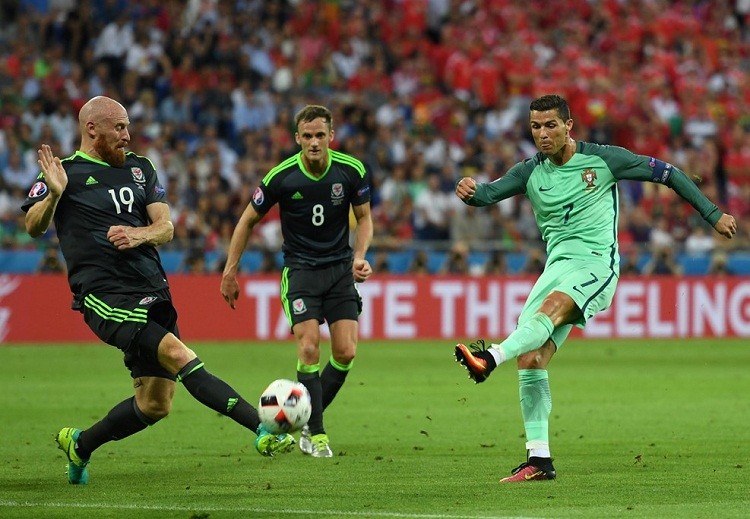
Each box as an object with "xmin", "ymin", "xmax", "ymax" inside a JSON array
[{"xmin": 258, "ymin": 379, "xmax": 312, "ymax": 434}]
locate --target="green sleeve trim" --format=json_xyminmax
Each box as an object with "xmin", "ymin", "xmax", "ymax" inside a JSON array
[
  {"xmin": 262, "ymin": 154, "xmax": 299, "ymax": 185},
  {"xmin": 130, "ymin": 152, "xmax": 157, "ymax": 172},
  {"xmin": 330, "ymin": 149, "xmax": 366, "ymax": 177}
]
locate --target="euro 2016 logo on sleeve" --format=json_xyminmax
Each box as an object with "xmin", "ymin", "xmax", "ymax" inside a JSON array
[
  {"xmin": 28, "ymin": 181, "xmax": 48, "ymax": 198},
  {"xmin": 253, "ymin": 187, "xmax": 264, "ymax": 205}
]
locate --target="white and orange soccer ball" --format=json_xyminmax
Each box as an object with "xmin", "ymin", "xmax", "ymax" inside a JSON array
[{"xmin": 258, "ymin": 379, "xmax": 312, "ymax": 434}]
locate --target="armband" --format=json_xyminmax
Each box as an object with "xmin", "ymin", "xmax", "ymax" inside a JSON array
[{"xmin": 648, "ymin": 158, "xmax": 673, "ymax": 184}]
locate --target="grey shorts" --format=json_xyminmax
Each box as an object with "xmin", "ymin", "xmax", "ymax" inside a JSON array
[
  {"xmin": 280, "ymin": 261, "xmax": 362, "ymax": 330},
  {"xmin": 81, "ymin": 289, "xmax": 179, "ymax": 380}
]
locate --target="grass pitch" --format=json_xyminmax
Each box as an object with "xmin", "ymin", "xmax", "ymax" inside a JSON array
[{"xmin": 1, "ymin": 339, "xmax": 748, "ymax": 518}]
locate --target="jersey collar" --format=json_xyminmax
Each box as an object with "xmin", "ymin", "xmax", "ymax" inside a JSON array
[
  {"xmin": 74, "ymin": 150, "xmax": 112, "ymax": 167},
  {"xmin": 296, "ymin": 151, "xmax": 331, "ymax": 181}
]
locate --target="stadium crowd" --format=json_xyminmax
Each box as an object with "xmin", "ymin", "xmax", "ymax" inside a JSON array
[{"xmin": 1, "ymin": 0, "xmax": 749, "ymax": 275}]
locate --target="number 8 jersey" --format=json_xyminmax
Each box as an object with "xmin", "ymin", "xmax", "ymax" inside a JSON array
[
  {"xmin": 21, "ymin": 150, "xmax": 169, "ymax": 305},
  {"xmin": 252, "ymin": 149, "xmax": 371, "ymax": 269}
]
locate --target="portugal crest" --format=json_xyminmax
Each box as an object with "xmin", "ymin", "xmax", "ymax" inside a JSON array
[{"xmin": 581, "ymin": 168, "xmax": 597, "ymax": 190}]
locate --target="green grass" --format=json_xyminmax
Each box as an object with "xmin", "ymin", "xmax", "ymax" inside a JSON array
[{"xmin": 1, "ymin": 339, "xmax": 749, "ymax": 519}]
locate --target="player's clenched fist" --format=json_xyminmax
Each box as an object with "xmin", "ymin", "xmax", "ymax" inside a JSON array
[{"xmin": 455, "ymin": 177, "xmax": 477, "ymax": 201}]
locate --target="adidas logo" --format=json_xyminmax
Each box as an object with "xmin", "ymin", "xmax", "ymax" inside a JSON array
[
  {"xmin": 292, "ymin": 192, "xmax": 303, "ymax": 200},
  {"xmin": 85, "ymin": 176, "xmax": 98, "ymax": 185}
]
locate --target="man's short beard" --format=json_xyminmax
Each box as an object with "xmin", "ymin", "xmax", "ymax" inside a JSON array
[{"xmin": 93, "ymin": 135, "xmax": 126, "ymax": 167}]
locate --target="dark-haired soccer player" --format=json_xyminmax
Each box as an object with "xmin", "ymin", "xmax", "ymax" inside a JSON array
[
  {"xmin": 454, "ymin": 94, "xmax": 737, "ymax": 483},
  {"xmin": 221, "ymin": 104, "xmax": 373, "ymax": 458},
  {"xmin": 23, "ymin": 96, "xmax": 295, "ymax": 485}
]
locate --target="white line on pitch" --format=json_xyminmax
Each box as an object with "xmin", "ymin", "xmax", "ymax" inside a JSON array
[{"xmin": 0, "ymin": 500, "xmax": 539, "ymax": 519}]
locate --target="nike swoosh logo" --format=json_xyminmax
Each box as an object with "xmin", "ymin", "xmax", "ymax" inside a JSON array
[
  {"xmin": 539, "ymin": 186, "xmax": 553, "ymax": 192},
  {"xmin": 525, "ymin": 470, "xmax": 544, "ymax": 480},
  {"xmin": 572, "ymin": 286, "xmax": 584, "ymax": 296}
]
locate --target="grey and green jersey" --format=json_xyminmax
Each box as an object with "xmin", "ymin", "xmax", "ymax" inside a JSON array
[
  {"xmin": 252, "ymin": 149, "xmax": 371, "ymax": 269},
  {"xmin": 466, "ymin": 141, "xmax": 721, "ymax": 270},
  {"xmin": 21, "ymin": 151, "xmax": 169, "ymax": 305}
]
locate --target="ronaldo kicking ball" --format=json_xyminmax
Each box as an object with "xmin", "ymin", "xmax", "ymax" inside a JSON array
[{"xmin": 258, "ymin": 379, "xmax": 312, "ymax": 434}]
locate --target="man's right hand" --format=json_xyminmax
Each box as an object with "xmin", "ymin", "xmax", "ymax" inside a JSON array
[
  {"xmin": 220, "ymin": 273, "xmax": 240, "ymax": 309},
  {"xmin": 455, "ymin": 177, "xmax": 477, "ymax": 202}
]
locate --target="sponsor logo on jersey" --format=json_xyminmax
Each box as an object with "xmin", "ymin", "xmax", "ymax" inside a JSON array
[
  {"xmin": 28, "ymin": 181, "xmax": 48, "ymax": 198},
  {"xmin": 292, "ymin": 191, "xmax": 303, "ymax": 200},
  {"xmin": 581, "ymin": 168, "xmax": 597, "ymax": 190},
  {"xmin": 139, "ymin": 296, "xmax": 157, "ymax": 305},
  {"xmin": 85, "ymin": 176, "xmax": 98, "ymax": 185},
  {"xmin": 253, "ymin": 186, "xmax": 264, "ymax": 205},
  {"xmin": 131, "ymin": 167, "xmax": 145, "ymax": 183},
  {"xmin": 292, "ymin": 298, "xmax": 307, "ymax": 315}
]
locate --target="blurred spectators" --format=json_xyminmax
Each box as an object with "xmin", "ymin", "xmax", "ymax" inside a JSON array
[
  {"xmin": 707, "ymin": 249, "xmax": 734, "ymax": 276},
  {"xmin": 1, "ymin": 0, "xmax": 747, "ymax": 275},
  {"xmin": 482, "ymin": 250, "xmax": 507, "ymax": 275},
  {"xmin": 440, "ymin": 240, "xmax": 471, "ymax": 275},
  {"xmin": 642, "ymin": 246, "xmax": 684, "ymax": 276},
  {"xmin": 37, "ymin": 245, "xmax": 66, "ymax": 274},
  {"xmin": 408, "ymin": 250, "xmax": 430, "ymax": 275},
  {"xmin": 684, "ymin": 225, "xmax": 716, "ymax": 255}
]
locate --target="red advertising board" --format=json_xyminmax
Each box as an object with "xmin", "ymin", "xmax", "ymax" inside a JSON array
[{"xmin": 1, "ymin": 274, "xmax": 749, "ymax": 343}]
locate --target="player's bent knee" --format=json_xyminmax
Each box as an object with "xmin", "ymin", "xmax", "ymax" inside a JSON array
[
  {"xmin": 517, "ymin": 351, "xmax": 544, "ymax": 369},
  {"xmin": 158, "ymin": 336, "xmax": 196, "ymax": 373},
  {"xmin": 332, "ymin": 350, "xmax": 355, "ymax": 365},
  {"xmin": 517, "ymin": 341, "xmax": 555, "ymax": 369},
  {"xmin": 136, "ymin": 398, "xmax": 170, "ymax": 423},
  {"xmin": 298, "ymin": 341, "xmax": 320, "ymax": 359}
]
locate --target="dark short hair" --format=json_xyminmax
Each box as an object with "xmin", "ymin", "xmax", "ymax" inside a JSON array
[
  {"xmin": 529, "ymin": 95, "xmax": 571, "ymax": 121},
  {"xmin": 294, "ymin": 105, "xmax": 333, "ymax": 131}
]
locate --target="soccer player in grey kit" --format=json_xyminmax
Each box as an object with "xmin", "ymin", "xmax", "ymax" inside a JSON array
[
  {"xmin": 454, "ymin": 94, "xmax": 737, "ymax": 483},
  {"xmin": 23, "ymin": 96, "xmax": 295, "ymax": 484},
  {"xmin": 221, "ymin": 104, "xmax": 373, "ymax": 458}
]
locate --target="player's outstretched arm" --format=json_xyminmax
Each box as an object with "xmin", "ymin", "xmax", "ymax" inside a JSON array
[
  {"xmin": 713, "ymin": 213, "xmax": 738, "ymax": 240},
  {"xmin": 221, "ymin": 204, "xmax": 264, "ymax": 309}
]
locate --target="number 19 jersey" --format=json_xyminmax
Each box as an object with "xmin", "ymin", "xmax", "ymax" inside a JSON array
[{"xmin": 21, "ymin": 151, "xmax": 169, "ymax": 304}]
